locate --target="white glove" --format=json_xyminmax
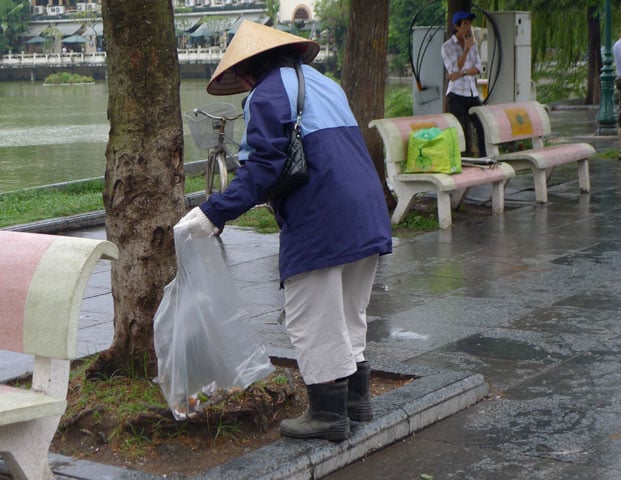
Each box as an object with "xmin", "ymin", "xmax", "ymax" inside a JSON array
[{"xmin": 176, "ymin": 207, "xmax": 220, "ymax": 238}]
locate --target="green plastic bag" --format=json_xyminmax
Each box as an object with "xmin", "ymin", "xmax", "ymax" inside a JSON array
[{"xmin": 405, "ymin": 127, "xmax": 462, "ymax": 174}]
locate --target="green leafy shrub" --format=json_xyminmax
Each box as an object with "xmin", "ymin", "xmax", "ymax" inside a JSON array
[
  {"xmin": 44, "ymin": 72, "xmax": 95, "ymax": 84},
  {"xmin": 385, "ymin": 87, "xmax": 413, "ymax": 118}
]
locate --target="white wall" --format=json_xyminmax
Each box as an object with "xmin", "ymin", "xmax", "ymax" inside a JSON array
[{"xmin": 278, "ymin": 0, "xmax": 316, "ymax": 23}]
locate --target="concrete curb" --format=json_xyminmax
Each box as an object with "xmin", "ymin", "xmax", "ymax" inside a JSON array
[
  {"xmin": 4, "ymin": 210, "xmax": 107, "ymax": 234},
  {"xmin": 194, "ymin": 373, "xmax": 487, "ymax": 480},
  {"xmin": 3, "ymin": 193, "xmax": 205, "ymax": 235},
  {"xmin": 28, "ymin": 372, "xmax": 487, "ymax": 480}
]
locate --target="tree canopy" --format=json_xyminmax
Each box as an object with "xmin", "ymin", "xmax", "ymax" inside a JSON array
[
  {"xmin": 0, "ymin": 0, "xmax": 29, "ymax": 54},
  {"xmin": 313, "ymin": 0, "xmax": 621, "ymax": 103}
]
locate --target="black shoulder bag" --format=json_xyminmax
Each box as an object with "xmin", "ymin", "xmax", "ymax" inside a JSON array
[{"xmin": 266, "ymin": 63, "xmax": 310, "ymax": 201}]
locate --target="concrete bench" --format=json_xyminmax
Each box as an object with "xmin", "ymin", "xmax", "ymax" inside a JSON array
[
  {"xmin": 469, "ymin": 100, "xmax": 595, "ymax": 203},
  {"xmin": 369, "ymin": 114, "xmax": 515, "ymax": 229},
  {"xmin": 0, "ymin": 231, "xmax": 118, "ymax": 480}
]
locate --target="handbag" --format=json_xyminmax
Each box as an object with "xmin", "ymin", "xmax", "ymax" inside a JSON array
[
  {"xmin": 266, "ymin": 63, "xmax": 310, "ymax": 200},
  {"xmin": 404, "ymin": 127, "xmax": 462, "ymax": 174}
]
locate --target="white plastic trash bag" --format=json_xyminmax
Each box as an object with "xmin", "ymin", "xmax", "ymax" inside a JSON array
[{"xmin": 154, "ymin": 226, "xmax": 274, "ymax": 420}]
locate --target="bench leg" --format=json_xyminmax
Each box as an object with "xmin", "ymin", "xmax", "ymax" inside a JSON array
[
  {"xmin": 0, "ymin": 416, "xmax": 59, "ymax": 480},
  {"xmin": 532, "ymin": 168, "xmax": 549, "ymax": 203},
  {"xmin": 450, "ymin": 188, "xmax": 467, "ymax": 209},
  {"xmin": 437, "ymin": 192, "xmax": 452, "ymax": 229},
  {"xmin": 491, "ymin": 180, "xmax": 506, "ymax": 215},
  {"xmin": 391, "ymin": 190, "xmax": 416, "ymax": 224},
  {"xmin": 577, "ymin": 159, "xmax": 590, "ymax": 193}
]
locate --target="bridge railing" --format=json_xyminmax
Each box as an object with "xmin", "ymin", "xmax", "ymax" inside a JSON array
[{"xmin": 0, "ymin": 45, "xmax": 332, "ymax": 67}]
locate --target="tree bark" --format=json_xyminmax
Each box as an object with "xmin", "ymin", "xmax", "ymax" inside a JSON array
[
  {"xmin": 585, "ymin": 6, "xmax": 601, "ymax": 105},
  {"xmin": 341, "ymin": 0, "xmax": 395, "ymax": 210},
  {"xmin": 93, "ymin": 0, "xmax": 186, "ymax": 378},
  {"xmin": 446, "ymin": 0, "xmax": 472, "ymax": 35}
]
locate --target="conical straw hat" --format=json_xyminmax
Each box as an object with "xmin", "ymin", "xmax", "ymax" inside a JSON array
[{"xmin": 207, "ymin": 20, "xmax": 320, "ymax": 96}]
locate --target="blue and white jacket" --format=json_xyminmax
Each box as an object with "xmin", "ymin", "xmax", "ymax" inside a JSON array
[{"xmin": 200, "ymin": 64, "xmax": 392, "ymax": 283}]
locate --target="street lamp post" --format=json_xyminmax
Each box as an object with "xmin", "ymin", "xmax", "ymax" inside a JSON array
[{"xmin": 597, "ymin": 0, "xmax": 617, "ymax": 135}]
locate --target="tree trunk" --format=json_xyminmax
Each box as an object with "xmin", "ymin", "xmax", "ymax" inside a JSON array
[
  {"xmin": 341, "ymin": 0, "xmax": 395, "ymax": 210},
  {"xmin": 585, "ymin": 6, "xmax": 601, "ymax": 105},
  {"xmin": 92, "ymin": 0, "xmax": 186, "ymax": 378}
]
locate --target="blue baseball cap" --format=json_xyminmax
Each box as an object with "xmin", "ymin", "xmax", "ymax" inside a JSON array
[{"xmin": 452, "ymin": 11, "xmax": 476, "ymax": 25}]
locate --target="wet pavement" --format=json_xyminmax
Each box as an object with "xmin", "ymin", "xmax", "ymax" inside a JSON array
[
  {"xmin": 2, "ymin": 107, "xmax": 621, "ymax": 479},
  {"xmin": 326, "ymin": 110, "xmax": 621, "ymax": 480}
]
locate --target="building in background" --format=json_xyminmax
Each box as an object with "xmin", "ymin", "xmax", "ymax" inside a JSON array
[
  {"xmin": 29, "ymin": 0, "xmax": 101, "ymax": 16},
  {"xmin": 21, "ymin": 0, "xmax": 319, "ymax": 54},
  {"xmin": 278, "ymin": 0, "xmax": 316, "ymax": 23}
]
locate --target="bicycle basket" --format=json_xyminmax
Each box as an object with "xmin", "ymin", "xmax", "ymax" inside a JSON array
[{"xmin": 184, "ymin": 103, "xmax": 237, "ymax": 150}]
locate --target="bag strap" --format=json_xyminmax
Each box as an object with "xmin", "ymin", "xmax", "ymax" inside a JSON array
[{"xmin": 294, "ymin": 63, "xmax": 305, "ymax": 129}]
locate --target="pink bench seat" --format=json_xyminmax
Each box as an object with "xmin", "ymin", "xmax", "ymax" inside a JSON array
[
  {"xmin": 369, "ymin": 114, "xmax": 515, "ymax": 229},
  {"xmin": 470, "ymin": 101, "xmax": 594, "ymax": 203}
]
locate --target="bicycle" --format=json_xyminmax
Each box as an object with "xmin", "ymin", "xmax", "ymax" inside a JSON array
[{"xmin": 184, "ymin": 102, "xmax": 243, "ymax": 197}]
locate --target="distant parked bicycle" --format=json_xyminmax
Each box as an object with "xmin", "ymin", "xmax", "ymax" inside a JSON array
[{"xmin": 184, "ymin": 103, "xmax": 243, "ymax": 197}]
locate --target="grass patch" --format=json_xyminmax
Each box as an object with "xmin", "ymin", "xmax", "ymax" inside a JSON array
[
  {"xmin": 228, "ymin": 205, "xmax": 279, "ymax": 233},
  {"xmin": 595, "ymin": 148, "xmax": 620, "ymax": 160},
  {"xmin": 391, "ymin": 209, "xmax": 438, "ymax": 236},
  {"xmin": 0, "ymin": 174, "xmax": 444, "ymax": 236},
  {"xmin": 0, "ymin": 179, "xmax": 105, "ymax": 227},
  {"xmin": 44, "ymin": 356, "xmax": 412, "ymax": 476},
  {"xmin": 0, "ymin": 174, "xmax": 280, "ymax": 232},
  {"xmin": 0, "ymin": 176, "xmax": 206, "ymax": 228}
]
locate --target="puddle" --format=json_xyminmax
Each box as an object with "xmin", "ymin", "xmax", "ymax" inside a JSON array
[
  {"xmin": 367, "ymin": 319, "xmax": 429, "ymax": 342},
  {"xmin": 454, "ymin": 334, "xmax": 550, "ymax": 361}
]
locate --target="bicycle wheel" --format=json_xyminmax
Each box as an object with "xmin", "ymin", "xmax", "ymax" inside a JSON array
[{"xmin": 205, "ymin": 149, "xmax": 229, "ymax": 196}]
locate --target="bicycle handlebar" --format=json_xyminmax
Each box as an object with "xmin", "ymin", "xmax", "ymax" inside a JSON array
[{"xmin": 193, "ymin": 107, "xmax": 243, "ymax": 122}]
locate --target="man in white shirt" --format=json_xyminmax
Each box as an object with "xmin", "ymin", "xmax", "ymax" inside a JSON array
[
  {"xmin": 613, "ymin": 31, "xmax": 621, "ymax": 77},
  {"xmin": 441, "ymin": 10, "xmax": 486, "ymax": 157}
]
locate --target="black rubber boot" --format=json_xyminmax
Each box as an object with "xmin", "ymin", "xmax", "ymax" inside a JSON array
[
  {"xmin": 347, "ymin": 361, "xmax": 374, "ymax": 422},
  {"xmin": 279, "ymin": 380, "xmax": 350, "ymax": 441}
]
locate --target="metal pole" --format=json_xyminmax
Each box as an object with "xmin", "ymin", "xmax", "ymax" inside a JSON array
[{"xmin": 597, "ymin": 0, "xmax": 616, "ymax": 135}]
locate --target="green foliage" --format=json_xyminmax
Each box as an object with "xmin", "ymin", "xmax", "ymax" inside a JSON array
[
  {"xmin": 265, "ymin": 0, "xmax": 280, "ymax": 25},
  {"xmin": 384, "ymin": 87, "xmax": 413, "ymax": 118},
  {"xmin": 213, "ymin": 418, "xmax": 242, "ymax": 442},
  {"xmin": 474, "ymin": 0, "xmax": 621, "ymax": 103},
  {"xmin": 323, "ymin": 71, "xmax": 340, "ymax": 83},
  {"xmin": 72, "ymin": 9, "xmax": 99, "ymax": 21},
  {"xmin": 596, "ymin": 148, "xmax": 620, "ymax": 159},
  {"xmin": 185, "ymin": 174, "xmax": 207, "ymax": 193},
  {"xmin": 44, "ymin": 72, "xmax": 95, "ymax": 84},
  {"xmin": 39, "ymin": 25, "xmax": 62, "ymax": 38},
  {"xmin": 0, "ymin": 179, "xmax": 105, "ymax": 227},
  {"xmin": 0, "ymin": 175, "xmax": 207, "ymax": 228},
  {"xmin": 314, "ymin": 0, "xmax": 349, "ymax": 75},
  {"xmin": 0, "ymin": 0, "xmax": 29, "ymax": 54},
  {"xmin": 388, "ymin": 0, "xmax": 445, "ymax": 76},
  {"xmin": 229, "ymin": 205, "xmax": 279, "ymax": 233},
  {"xmin": 272, "ymin": 374, "xmax": 290, "ymax": 385},
  {"xmin": 392, "ymin": 210, "xmax": 438, "ymax": 236},
  {"xmin": 533, "ymin": 61, "xmax": 588, "ymax": 103}
]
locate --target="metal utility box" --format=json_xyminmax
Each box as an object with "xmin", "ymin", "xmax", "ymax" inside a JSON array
[
  {"xmin": 411, "ymin": 26, "xmax": 445, "ymax": 115},
  {"xmin": 486, "ymin": 11, "xmax": 532, "ymax": 104}
]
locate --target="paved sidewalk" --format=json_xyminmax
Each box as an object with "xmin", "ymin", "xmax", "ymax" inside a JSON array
[{"xmin": 2, "ymin": 108, "xmax": 621, "ymax": 479}]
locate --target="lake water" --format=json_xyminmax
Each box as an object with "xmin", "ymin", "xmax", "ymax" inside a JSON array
[
  {"xmin": 1, "ymin": 79, "xmax": 608, "ymax": 194},
  {"xmin": 0, "ymin": 79, "xmax": 245, "ymax": 193}
]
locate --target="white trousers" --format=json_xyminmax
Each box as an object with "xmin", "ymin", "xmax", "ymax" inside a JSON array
[{"xmin": 283, "ymin": 254, "xmax": 379, "ymax": 385}]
